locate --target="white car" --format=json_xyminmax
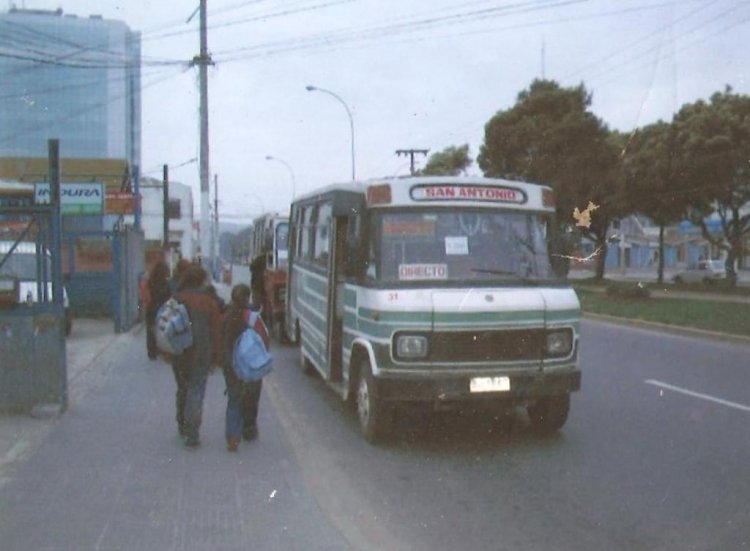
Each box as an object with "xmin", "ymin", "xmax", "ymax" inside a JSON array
[
  {"xmin": 673, "ymin": 260, "xmax": 726, "ymax": 285},
  {"xmin": 0, "ymin": 240, "xmax": 72, "ymax": 335}
]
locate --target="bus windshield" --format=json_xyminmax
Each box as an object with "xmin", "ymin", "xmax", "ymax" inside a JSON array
[{"xmin": 371, "ymin": 209, "xmax": 557, "ymax": 284}]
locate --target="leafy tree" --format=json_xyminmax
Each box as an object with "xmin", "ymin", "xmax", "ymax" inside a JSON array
[
  {"xmin": 478, "ymin": 79, "xmax": 620, "ymax": 279},
  {"xmin": 620, "ymin": 121, "xmax": 691, "ymax": 283},
  {"xmin": 673, "ymin": 88, "xmax": 750, "ymax": 284},
  {"xmin": 419, "ymin": 145, "xmax": 472, "ymax": 176}
]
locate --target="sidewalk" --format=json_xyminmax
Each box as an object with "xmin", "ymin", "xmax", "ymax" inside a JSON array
[
  {"xmin": 0, "ymin": 318, "xmax": 122, "ymax": 487},
  {"xmin": 0, "ymin": 316, "xmax": 349, "ymax": 550}
]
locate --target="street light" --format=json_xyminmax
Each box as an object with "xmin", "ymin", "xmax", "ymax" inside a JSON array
[
  {"xmin": 305, "ymin": 84, "xmax": 356, "ymax": 182},
  {"xmin": 243, "ymin": 191, "xmax": 265, "ymax": 213},
  {"xmin": 265, "ymin": 155, "xmax": 296, "ymax": 199}
]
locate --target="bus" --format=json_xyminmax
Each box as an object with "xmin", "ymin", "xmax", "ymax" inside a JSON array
[
  {"xmin": 249, "ymin": 212, "xmax": 289, "ymax": 339},
  {"xmin": 285, "ymin": 176, "xmax": 581, "ymax": 442}
]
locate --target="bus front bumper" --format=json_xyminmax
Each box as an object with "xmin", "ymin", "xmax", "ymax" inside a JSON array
[{"xmin": 373, "ymin": 369, "xmax": 581, "ymax": 406}]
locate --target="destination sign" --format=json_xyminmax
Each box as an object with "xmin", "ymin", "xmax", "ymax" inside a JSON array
[
  {"xmin": 410, "ymin": 184, "xmax": 526, "ymax": 204},
  {"xmin": 398, "ymin": 263, "xmax": 448, "ymax": 281}
]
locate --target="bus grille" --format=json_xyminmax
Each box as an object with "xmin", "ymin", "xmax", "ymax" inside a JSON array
[{"xmin": 427, "ymin": 329, "xmax": 544, "ymax": 362}]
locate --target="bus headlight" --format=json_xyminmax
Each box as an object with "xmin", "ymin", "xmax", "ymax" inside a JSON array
[
  {"xmin": 545, "ymin": 329, "xmax": 572, "ymax": 357},
  {"xmin": 395, "ymin": 335, "xmax": 429, "ymax": 359}
]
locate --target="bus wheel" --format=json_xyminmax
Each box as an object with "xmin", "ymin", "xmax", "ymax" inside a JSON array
[
  {"xmin": 527, "ymin": 393, "xmax": 570, "ymax": 434},
  {"xmin": 356, "ymin": 360, "xmax": 391, "ymax": 443}
]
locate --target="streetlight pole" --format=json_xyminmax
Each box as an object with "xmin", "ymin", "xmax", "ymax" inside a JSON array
[
  {"xmin": 305, "ymin": 85, "xmax": 356, "ymax": 182},
  {"xmin": 265, "ymin": 155, "xmax": 296, "ymax": 199}
]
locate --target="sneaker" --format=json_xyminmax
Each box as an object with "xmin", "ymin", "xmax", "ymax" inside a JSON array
[
  {"xmin": 183, "ymin": 437, "xmax": 201, "ymax": 449},
  {"xmin": 226, "ymin": 438, "xmax": 240, "ymax": 452}
]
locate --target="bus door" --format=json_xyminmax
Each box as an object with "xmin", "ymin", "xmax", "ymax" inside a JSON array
[{"xmin": 327, "ymin": 215, "xmax": 348, "ymax": 383}]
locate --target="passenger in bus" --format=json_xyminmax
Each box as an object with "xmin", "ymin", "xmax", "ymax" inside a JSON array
[{"xmin": 222, "ymin": 284, "xmax": 270, "ymax": 452}]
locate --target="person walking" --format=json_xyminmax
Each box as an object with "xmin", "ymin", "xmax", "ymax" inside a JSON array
[
  {"xmin": 172, "ymin": 265, "xmax": 223, "ymax": 449},
  {"xmin": 222, "ymin": 284, "xmax": 270, "ymax": 452},
  {"xmin": 170, "ymin": 258, "xmax": 192, "ymax": 294},
  {"xmin": 145, "ymin": 260, "xmax": 171, "ymax": 360}
]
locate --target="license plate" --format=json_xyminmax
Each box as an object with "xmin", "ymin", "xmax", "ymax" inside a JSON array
[{"xmin": 470, "ymin": 376, "xmax": 510, "ymax": 393}]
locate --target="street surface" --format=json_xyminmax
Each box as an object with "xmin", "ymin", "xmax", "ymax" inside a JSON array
[{"xmin": 1, "ymin": 318, "xmax": 749, "ymax": 550}]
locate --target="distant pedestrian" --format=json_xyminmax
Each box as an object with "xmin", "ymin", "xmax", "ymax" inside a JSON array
[
  {"xmin": 145, "ymin": 260, "xmax": 171, "ymax": 360},
  {"xmin": 222, "ymin": 284, "xmax": 270, "ymax": 452},
  {"xmin": 172, "ymin": 265, "xmax": 223, "ymax": 449},
  {"xmin": 170, "ymin": 258, "xmax": 192, "ymax": 295},
  {"xmin": 249, "ymin": 253, "xmax": 267, "ymax": 311}
]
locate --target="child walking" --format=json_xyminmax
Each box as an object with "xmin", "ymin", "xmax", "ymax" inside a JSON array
[{"xmin": 222, "ymin": 284, "xmax": 270, "ymax": 451}]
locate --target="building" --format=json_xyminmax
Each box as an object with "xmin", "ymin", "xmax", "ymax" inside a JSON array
[
  {"xmin": 138, "ymin": 177, "xmax": 195, "ymax": 264},
  {"xmin": 0, "ymin": 7, "xmax": 141, "ymax": 169},
  {"xmin": 0, "ymin": 8, "xmax": 145, "ymax": 325}
]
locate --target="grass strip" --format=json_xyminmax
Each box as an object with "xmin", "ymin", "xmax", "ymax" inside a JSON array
[{"xmin": 576, "ymin": 289, "xmax": 750, "ymax": 337}]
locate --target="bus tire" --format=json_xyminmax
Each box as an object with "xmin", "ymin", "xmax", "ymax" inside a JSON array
[
  {"xmin": 356, "ymin": 359, "xmax": 391, "ymax": 443},
  {"xmin": 527, "ymin": 393, "xmax": 570, "ymax": 434}
]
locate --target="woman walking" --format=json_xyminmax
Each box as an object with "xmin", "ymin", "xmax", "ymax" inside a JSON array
[{"xmin": 172, "ymin": 265, "xmax": 223, "ymax": 448}]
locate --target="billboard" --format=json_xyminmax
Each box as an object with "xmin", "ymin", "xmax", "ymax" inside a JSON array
[{"xmin": 34, "ymin": 182, "xmax": 104, "ymax": 215}]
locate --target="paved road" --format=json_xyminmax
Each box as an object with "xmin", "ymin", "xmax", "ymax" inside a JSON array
[
  {"xmin": 263, "ymin": 322, "xmax": 750, "ymax": 551},
  {"xmin": 1, "ymin": 318, "xmax": 749, "ymax": 550}
]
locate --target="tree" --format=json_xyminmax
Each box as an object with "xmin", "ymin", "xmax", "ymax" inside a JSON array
[
  {"xmin": 419, "ymin": 145, "xmax": 472, "ymax": 176},
  {"xmin": 673, "ymin": 88, "xmax": 750, "ymax": 284},
  {"xmin": 478, "ymin": 79, "xmax": 620, "ymax": 279},
  {"xmin": 620, "ymin": 121, "xmax": 691, "ymax": 283}
]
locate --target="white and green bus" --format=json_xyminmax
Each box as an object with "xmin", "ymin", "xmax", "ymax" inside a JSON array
[{"xmin": 285, "ymin": 176, "xmax": 581, "ymax": 442}]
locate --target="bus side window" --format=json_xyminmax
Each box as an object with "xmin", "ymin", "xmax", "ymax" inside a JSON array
[
  {"xmin": 314, "ymin": 202, "xmax": 332, "ymax": 267},
  {"xmin": 300, "ymin": 206, "xmax": 316, "ymax": 261},
  {"xmin": 345, "ymin": 213, "xmax": 367, "ymax": 279}
]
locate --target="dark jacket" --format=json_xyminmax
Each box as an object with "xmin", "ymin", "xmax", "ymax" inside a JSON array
[
  {"xmin": 176, "ymin": 288, "xmax": 224, "ymax": 366},
  {"xmin": 146, "ymin": 277, "xmax": 171, "ymax": 320}
]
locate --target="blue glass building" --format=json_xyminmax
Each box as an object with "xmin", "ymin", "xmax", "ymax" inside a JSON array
[{"xmin": 0, "ymin": 7, "xmax": 140, "ymax": 169}]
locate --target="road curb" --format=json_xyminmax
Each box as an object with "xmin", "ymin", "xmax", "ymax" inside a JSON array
[{"xmin": 583, "ymin": 312, "xmax": 750, "ymax": 347}]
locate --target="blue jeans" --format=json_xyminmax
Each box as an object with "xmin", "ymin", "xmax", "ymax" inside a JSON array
[{"xmin": 223, "ymin": 366, "xmax": 262, "ymax": 441}]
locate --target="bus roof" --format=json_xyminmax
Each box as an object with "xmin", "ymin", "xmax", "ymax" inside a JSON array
[{"xmin": 292, "ymin": 176, "xmax": 555, "ymax": 212}]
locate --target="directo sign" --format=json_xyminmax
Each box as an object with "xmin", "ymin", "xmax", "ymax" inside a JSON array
[{"xmin": 410, "ymin": 184, "xmax": 526, "ymax": 204}]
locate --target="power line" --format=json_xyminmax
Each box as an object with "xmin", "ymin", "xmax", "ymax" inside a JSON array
[
  {"xmin": 214, "ymin": 0, "xmax": 586, "ymax": 62},
  {"xmin": 589, "ymin": 2, "xmax": 748, "ymax": 84},
  {"xmin": 143, "ymin": 0, "xmax": 355, "ymax": 43}
]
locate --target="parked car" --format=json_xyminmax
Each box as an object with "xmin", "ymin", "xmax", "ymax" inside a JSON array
[
  {"xmin": 0, "ymin": 240, "xmax": 72, "ymax": 336},
  {"xmin": 673, "ymin": 259, "xmax": 726, "ymax": 285}
]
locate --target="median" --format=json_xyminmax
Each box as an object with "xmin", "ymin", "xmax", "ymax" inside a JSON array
[{"xmin": 574, "ymin": 284, "xmax": 750, "ymax": 339}]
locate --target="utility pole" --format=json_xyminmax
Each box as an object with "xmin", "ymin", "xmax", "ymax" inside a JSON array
[
  {"xmin": 396, "ymin": 149, "xmax": 429, "ymax": 175},
  {"xmin": 162, "ymin": 164, "xmax": 169, "ymax": 250},
  {"xmin": 214, "ymin": 173, "xmax": 219, "ymax": 274},
  {"xmin": 192, "ymin": 0, "xmax": 212, "ymax": 267}
]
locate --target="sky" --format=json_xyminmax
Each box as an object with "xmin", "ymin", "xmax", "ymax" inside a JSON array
[{"xmin": 7, "ymin": 0, "xmax": 750, "ymax": 227}]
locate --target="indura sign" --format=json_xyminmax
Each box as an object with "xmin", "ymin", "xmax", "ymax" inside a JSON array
[{"xmin": 34, "ymin": 182, "xmax": 104, "ymax": 215}]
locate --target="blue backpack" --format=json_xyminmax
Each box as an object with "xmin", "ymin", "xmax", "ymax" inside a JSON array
[
  {"xmin": 154, "ymin": 297, "xmax": 193, "ymax": 355},
  {"xmin": 232, "ymin": 311, "xmax": 273, "ymax": 381}
]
